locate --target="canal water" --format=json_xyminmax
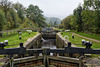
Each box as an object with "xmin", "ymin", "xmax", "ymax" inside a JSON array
[{"xmin": 41, "ymin": 38, "xmax": 56, "ymax": 56}]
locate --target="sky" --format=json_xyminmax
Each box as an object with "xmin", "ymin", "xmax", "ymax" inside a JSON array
[{"xmin": 10, "ymin": 0, "xmax": 84, "ymax": 20}]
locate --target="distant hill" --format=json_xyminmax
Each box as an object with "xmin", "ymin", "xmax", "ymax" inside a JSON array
[{"xmin": 44, "ymin": 17, "xmax": 61, "ymax": 25}]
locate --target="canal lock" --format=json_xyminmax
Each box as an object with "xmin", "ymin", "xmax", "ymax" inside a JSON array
[{"xmin": 11, "ymin": 31, "xmax": 85, "ymax": 67}]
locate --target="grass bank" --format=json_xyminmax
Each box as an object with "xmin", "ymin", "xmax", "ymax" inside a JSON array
[
  {"xmin": 72, "ymin": 31, "xmax": 100, "ymax": 40},
  {"xmin": 0, "ymin": 32, "xmax": 37, "ymax": 48},
  {"xmin": 53, "ymin": 27, "xmax": 65, "ymax": 31},
  {"xmin": 61, "ymin": 32, "xmax": 100, "ymax": 49},
  {"xmin": 61, "ymin": 31, "xmax": 100, "ymax": 57}
]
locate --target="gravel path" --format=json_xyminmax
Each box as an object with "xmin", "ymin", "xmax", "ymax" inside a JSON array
[{"xmin": 72, "ymin": 33, "xmax": 100, "ymax": 43}]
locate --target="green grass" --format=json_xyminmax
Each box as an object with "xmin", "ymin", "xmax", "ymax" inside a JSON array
[
  {"xmin": 61, "ymin": 32, "xmax": 100, "ymax": 57},
  {"xmin": 61, "ymin": 32, "xmax": 100, "ymax": 49},
  {"xmin": 0, "ymin": 63, "xmax": 4, "ymax": 66},
  {"xmin": 73, "ymin": 31, "xmax": 100, "ymax": 40},
  {"xmin": 53, "ymin": 27, "xmax": 65, "ymax": 31},
  {"xmin": 0, "ymin": 32, "xmax": 37, "ymax": 48},
  {"xmin": 0, "ymin": 32, "xmax": 38, "ymax": 64}
]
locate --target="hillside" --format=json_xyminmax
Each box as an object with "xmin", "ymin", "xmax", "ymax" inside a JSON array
[{"xmin": 45, "ymin": 17, "xmax": 61, "ymax": 25}]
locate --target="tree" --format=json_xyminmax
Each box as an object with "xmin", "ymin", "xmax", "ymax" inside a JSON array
[
  {"xmin": 13, "ymin": 2, "xmax": 25, "ymax": 22},
  {"xmin": 10, "ymin": 9, "xmax": 21, "ymax": 28},
  {"xmin": 73, "ymin": 4, "xmax": 83, "ymax": 32},
  {"xmin": 58, "ymin": 24, "xmax": 63, "ymax": 29},
  {"xmin": 81, "ymin": 10, "xmax": 96, "ymax": 33},
  {"xmin": 0, "ymin": 0, "xmax": 12, "ymax": 19},
  {"xmin": 83, "ymin": 0, "xmax": 100, "ymax": 33},
  {"xmin": 26, "ymin": 4, "xmax": 46, "ymax": 27},
  {"xmin": 62, "ymin": 15, "xmax": 74, "ymax": 29},
  {"xmin": 0, "ymin": 10, "xmax": 6, "ymax": 36}
]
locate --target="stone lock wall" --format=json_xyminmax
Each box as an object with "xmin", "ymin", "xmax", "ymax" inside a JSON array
[
  {"xmin": 56, "ymin": 33, "xmax": 81, "ymax": 57},
  {"xmin": 24, "ymin": 33, "xmax": 42, "ymax": 49},
  {"xmin": 56, "ymin": 33, "xmax": 65, "ymax": 48}
]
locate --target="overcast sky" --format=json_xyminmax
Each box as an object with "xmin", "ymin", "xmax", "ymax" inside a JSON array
[{"xmin": 10, "ymin": 0, "xmax": 84, "ymax": 20}]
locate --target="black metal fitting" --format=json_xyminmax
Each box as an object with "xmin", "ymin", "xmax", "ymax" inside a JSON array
[
  {"xmin": 0, "ymin": 42, "xmax": 6, "ymax": 49},
  {"xmin": 72, "ymin": 35, "xmax": 74, "ymax": 39},
  {"xmin": 29, "ymin": 32, "xmax": 30, "ymax": 34},
  {"xmin": 85, "ymin": 41, "xmax": 92, "ymax": 48},
  {"xmin": 20, "ymin": 43, "xmax": 23, "ymax": 48},
  {"xmin": 82, "ymin": 39, "xmax": 85, "ymax": 46},
  {"xmin": 39, "ymin": 31, "xmax": 41, "ymax": 33},
  {"xmin": 4, "ymin": 40, "xmax": 8, "ymax": 46},
  {"xmin": 19, "ymin": 36, "xmax": 21, "ymax": 40},
  {"xmin": 68, "ymin": 42, "xmax": 71, "ymax": 47},
  {"xmin": 89, "ymin": 42, "xmax": 92, "ymax": 48}
]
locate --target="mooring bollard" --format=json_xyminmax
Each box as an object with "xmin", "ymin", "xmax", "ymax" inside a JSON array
[
  {"xmin": 5, "ymin": 40, "xmax": 8, "ymax": 46},
  {"xmin": 67, "ymin": 42, "xmax": 73, "ymax": 57},
  {"xmin": 68, "ymin": 42, "xmax": 71, "ymax": 47},
  {"xmin": 89, "ymin": 42, "xmax": 92, "ymax": 48},
  {"xmin": 82, "ymin": 39, "xmax": 85, "ymax": 46},
  {"xmin": 0, "ymin": 42, "xmax": 6, "ymax": 49},
  {"xmin": 29, "ymin": 32, "xmax": 30, "ymax": 34},
  {"xmin": 20, "ymin": 43, "xmax": 23, "ymax": 48},
  {"xmin": 19, "ymin": 36, "xmax": 21, "ymax": 40},
  {"xmin": 61, "ymin": 32, "xmax": 63, "ymax": 35},
  {"xmin": 85, "ymin": 41, "xmax": 90, "ymax": 48},
  {"xmin": 72, "ymin": 34, "xmax": 74, "ymax": 39},
  {"xmin": 18, "ymin": 31, "xmax": 22, "ymax": 36}
]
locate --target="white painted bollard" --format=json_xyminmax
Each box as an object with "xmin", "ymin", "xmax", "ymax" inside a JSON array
[{"xmin": 5, "ymin": 40, "xmax": 8, "ymax": 45}]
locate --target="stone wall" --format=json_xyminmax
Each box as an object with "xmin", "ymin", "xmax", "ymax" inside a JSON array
[
  {"xmin": 56, "ymin": 33, "xmax": 81, "ymax": 58},
  {"xmin": 56, "ymin": 33, "xmax": 66, "ymax": 48},
  {"xmin": 24, "ymin": 33, "xmax": 42, "ymax": 49}
]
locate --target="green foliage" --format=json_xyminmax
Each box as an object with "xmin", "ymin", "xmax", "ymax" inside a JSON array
[
  {"xmin": 6, "ymin": 9, "xmax": 21, "ymax": 29},
  {"xmin": 10, "ymin": 9, "xmax": 20, "ymax": 28},
  {"xmin": 58, "ymin": 24, "xmax": 63, "ymax": 29},
  {"xmin": 0, "ymin": 0, "xmax": 12, "ymax": 19},
  {"xmin": 81, "ymin": 10, "xmax": 96, "ymax": 33},
  {"xmin": 18, "ymin": 18, "xmax": 37, "ymax": 29},
  {"xmin": 17, "ymin": 9, "xmax": 25, "ymax": 22},
  {"xmin": 62, "ymin": 0, "xmax": 100, "ymax": 34},
  {"xmin": 62, "ymin": 15, "xmax": 72, "ymax": 29},
  {"xmin": 73, "ymin": 5, "xmax": 83, "ymax": 32},
  {"xmin": 0, "ymin": 0, "xmax": 46, "ymax": 31},
  {"xmin": 0, "ymin": 10, "xmax": 7, "ymax": 31},
  {"xmin": 83, "ymin": 0, "xmax": 100, "ymax": 33},
  {"xmin": 61, "ymin": 15, "xmax": 77, "ymax": 30},
  {"xmin": 13, "ymin": 2, "xmax": 25, "ymax": 22},
  {"xmin": 26, "ymin": 4, "xmax": 46, "ymax": 27}
]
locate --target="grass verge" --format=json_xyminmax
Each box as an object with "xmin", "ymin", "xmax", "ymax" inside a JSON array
[
  {"xmin": 61, "ymin": 32, "xmax": 100, "ymax": 49},
  {"xmin": 0, "ymin": 32, "xmax": 37, "ymax": 48},
  {"xmin": 61, "ymin": 31, "xmax": 100, "ymax": 57},
  {"xmin": 73, "ymin": 31, "xmax": 100, "ymax": 40}
]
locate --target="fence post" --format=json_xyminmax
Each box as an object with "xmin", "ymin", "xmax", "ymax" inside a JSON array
[
  {"xmin": 43, "ymin": 48, "xmax": 50, "ymax": 67},
  {"xmin": 10, "ymin": 55, "xmax": 13, "ymax": 67}
]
